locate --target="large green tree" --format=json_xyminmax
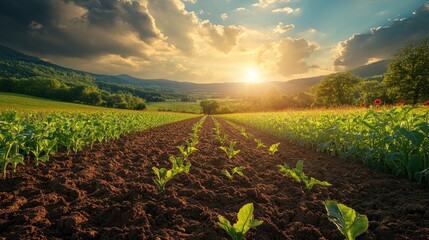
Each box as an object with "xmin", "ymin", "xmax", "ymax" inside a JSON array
[
  {"xmin": 312, "ymin": 71, "xmax": 362, "ymax": 106},
  {"xmin": 383, "ymin": 38, "xmax": 429, "ymax": 104}
]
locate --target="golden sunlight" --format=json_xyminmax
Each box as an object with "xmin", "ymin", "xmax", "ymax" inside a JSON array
[{"xmin": 245, "ymin": 68, "xmax": 260, "ymax": 83}]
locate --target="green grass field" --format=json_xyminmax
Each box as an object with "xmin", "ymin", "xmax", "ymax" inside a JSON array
[
  {"xmin": 0, "ymin": 92, "xmax": 133, "ymax": 112},
  {"xmin": 145, "ymin": 101, "xmax": 202, "ymax": 113}
]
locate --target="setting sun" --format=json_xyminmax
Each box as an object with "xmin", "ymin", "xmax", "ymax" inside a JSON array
[{"xmin": 246, "ymin": 68, "xmax": 260, "ymax": 83}]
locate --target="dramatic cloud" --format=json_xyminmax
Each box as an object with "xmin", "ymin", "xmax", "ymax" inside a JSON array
[
  {"xmin": 0, "ymin": 0, "xmax": 162, "ymax": 58},
  {"xmin": 276, "ymin": 38, "xmax": 319, "ymax": 76},
  {"xmin": 335, "ymin": 3, "xmax": 429, "ymax": 69},
  {"xmin": 273, "ymin": 22, "xmax": 295, "ymax": 34},
  {"xmin": 252, "ymin": 0, "xmax": 290, "ymax": 8},
  {"xmin": 199, "ymin": 21, "xmax": 244, "ymax": 54},
  {"xmin": 147, "ymin": 0, "xmax": 198, "ymax": 55},
  {"xmin": 272, "ymin": 7, "xmax": 300, "ymax": 14}
]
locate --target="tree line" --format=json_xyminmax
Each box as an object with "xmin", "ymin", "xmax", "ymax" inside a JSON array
[{"xmin": 312, "ymin": 38, "xmax": 429, "ymax": 106}]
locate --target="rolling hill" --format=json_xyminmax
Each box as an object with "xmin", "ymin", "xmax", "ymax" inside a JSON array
[{"xmin": 0, "ymin": 45, "xmax": 389, "ymax": 99}]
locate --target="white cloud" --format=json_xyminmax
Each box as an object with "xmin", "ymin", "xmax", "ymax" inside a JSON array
[
  {"xmin": 199, "ymin": 20, "xmax": 244, "ymax": 54},
  {"xmin": 272, "ymin": 7, "xmax": 299, "ymax": 14},
  {"xmin": 273, "ymin": 22, "xmax": 294, "ymax": 34},
  {"xmin": 252, "ymin": 0, "xmax": 290, "ymax": 8},
  {"xmin": 234, "ymin": 7, "xmax": 247, "ymax": 12},
  {"xmin": 276, "ymin": 38, "xmax": 319, "ymax": 75},
  {"xmin": 221, "ymin": 13, "xmax": 228, "ymax": 20}
]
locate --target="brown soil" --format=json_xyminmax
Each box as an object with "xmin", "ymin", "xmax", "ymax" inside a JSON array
[{"xmin": 0, "ymin": 116, "xmax": 428, "ymax": 240}]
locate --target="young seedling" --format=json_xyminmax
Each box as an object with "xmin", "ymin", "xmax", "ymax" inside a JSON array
[
  {"xmin": 217, "ymin": 203, "xmax": 263, "ymax": 240},
  {"xmin": 169, "ymin": 156, "xmax": 191, "ymax": 174},
  {"xmin": 152, "ymin": 167, "xmax": 177, "ymax": 193},
  {"xmin": 220, "ymin": 141, "xmax": 241, "ymax": 160},
  {"xmin": 221, "ymin": 166, "xmax": 246, "ymax": 180},
  {"xmin": 324, "ymin": 200, "xmax": 368, "ymax": 240},
  {"xmin": 216, "ymin": 134, "xmax": 229, "ymax": 146},
  {"xmin": 277, "ymin": 160, "xmax": 332, "ymax": 191},
  {"xmin": 254, "ymin": 139, "xmax": 266, "ymax": 149},
  {"xmin": 268, "ymin": 143, "xmax": 280, "ymax": 155},
  {"xmin": 177, "ymin": 145, "xmax": 198, "ymax": 159}
]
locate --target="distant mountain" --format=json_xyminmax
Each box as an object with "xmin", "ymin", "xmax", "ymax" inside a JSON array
[{"xmin": 0, "ymin": 45, "xmax": 390, "ymax": 99}]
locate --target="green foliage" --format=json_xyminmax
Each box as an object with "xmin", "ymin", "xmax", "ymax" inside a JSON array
[
  {"xmin": 324, "ymin": 200, "xmax": 369, "ymax": 240},
  {"xmin": 0, "ymin": 111, "xmax": 194, "ymax": 177},
  {"xmin": 177, "ymin": 145, "xmax": 198, "ymax": 159},
  {"xmin": 278, "ymin": 160, "xmax": 332, "ymax": 191},
  {"xmin": 383, "ymin": 38, "xmax": 429, "ymax": 104},
  {"xmin": 254, "ymin": 139, "xmax": 266, "ymax": 149},
  {"xmin": 221, "ymin": 106, "xmax": 429, "ymax": 183},
  {"xmin": 268, "ymin": 143, "xmax": 280, "ymax": 155},
  {"xmin": 169, "ymin": 156, "xmax": 191, "ymax": 174},
  {"xmin": 312, "ymin": 71, "xmax": 363, "ymax": 106},
  {"xmin": 220, "ymin": 141, "xmax": 241, "ymax": 160},
  {"xmin": 358, "ymin": 80, "xmax": 388, "ymax": 105},
  {"xmin": 238, "ymin": 127, "xmax": 253, "ymax": 140},
  {"xmin": 217, "ymin": 203, "xmax": 263, "ymax": 240},
  {"xmin": 152, "ymin": 167, "xmax": 177, "ymax": 193},
  {"xmin": 200, "ymin": 100, "xmax": 220, "ymax": 115},
  {"xmin": 221, "ymin": 166, "xmax": 246, "ymax": 180}
]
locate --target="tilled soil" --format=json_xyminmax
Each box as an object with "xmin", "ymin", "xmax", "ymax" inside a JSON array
[{"xmin": 0, "ymin": 116, "xmax": 428, "ymax": 240}]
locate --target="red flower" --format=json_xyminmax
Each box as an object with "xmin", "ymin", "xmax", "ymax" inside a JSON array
[
  {"xmin": 396, "ymin": 100, "xmax": 405, "ymax": 106},
  {"xmin": 360, "ymin": 102, "xmax": 366, "ymax": 107},
  {"xmin": 424, "ymin": 101, "xmax": 429, "ymax": 106},
  {"xmin": 373, "ymin": 99, "xmax": 382, "ymax": 106}
]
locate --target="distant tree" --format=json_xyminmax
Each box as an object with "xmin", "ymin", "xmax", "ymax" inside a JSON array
[
  {"xmin": 383, "ymin": 38, "xmax": 429, "ymax": 104},
  {"xmin": 312, "ymin": 71, "xmax": 362, "ymax": 106},
  {"xmin": 295, "ymin": 92, "xmax": 313, "ymax": 108},
  {"xmin": 200, "ymin": 100, "xmax": 219, "ymax": 115},
  {"xmin": 358, "ymin": 80, "xmax": 389, "ymax": 105}
]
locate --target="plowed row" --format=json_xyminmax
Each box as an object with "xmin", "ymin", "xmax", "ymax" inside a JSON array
[{"xmin": 0, "ymin": 117, "xmax": 428, "ymax": 239}]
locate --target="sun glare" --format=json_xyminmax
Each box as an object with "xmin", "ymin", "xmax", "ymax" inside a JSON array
[{"xmin": 246, "ymin": 68, "xmax": 259, "ymax": 83}]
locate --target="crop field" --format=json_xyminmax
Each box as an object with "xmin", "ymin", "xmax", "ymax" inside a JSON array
[
  {"xmin": 221, "ymin": 106, "xmax": 429, "ymax": 183},
  {"xmin": 0, "ymin": 93, "xmax": 128, "ymax": 112},
  {"xmin": 146, "ymin": 101, "xmax": 202, "ymax": 114},
  {"xmin": 1, "ymin": 110, "xmax": 428, "ymax": 239}
]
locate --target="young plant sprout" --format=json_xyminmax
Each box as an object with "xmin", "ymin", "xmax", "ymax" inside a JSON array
[
  {"xmin": 220, "ymin": 141, "xmax": 241, "ymax": 160},
  {"xmin": 277, "ymin": 160, "xmax": 331, "ymax": 191},
  {"xmin": 254, "ymin": 139, "xmax": 266, "ymax": 149},
  {"xmin": 268, "ymin": 143, "xmax": 280, "ymax": 155},
  {"xmin": 217, "ymin": 203, "xmax": 263, "ymax": 240},
  {"xmin": 221, "ymin": 166, "xmax": 246, "ymax": 180}
]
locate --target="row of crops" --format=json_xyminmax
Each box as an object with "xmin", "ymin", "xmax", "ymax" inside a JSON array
[
  {"xmin": 0, "ymin": 111, "xmax": 195, "ymax": 177},
  {"xmin": 220, "ymin": 106, "xmax": 429, "ymax": 184}
]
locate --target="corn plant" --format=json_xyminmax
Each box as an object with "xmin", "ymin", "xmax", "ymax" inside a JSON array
[
  {"xmin": 0, "ymin": 110, "xmax": 195, "ymax": 177},
  {"xmin": 216, "ymin": 134, "xmax": 229, "ymax": 146},
  {"xmin": 152, "ymin": 167, "xmax": 178, "ymax": 193},
  {"xmin": 324, "ymin": 200, "xmax": 368, "ymax": 240},
  {"xmin": 268, "ymin": 143, "xmax": 280, "ymax": 155},
  {"xmin": 217, "ymin": 203, "xmax": 263, "ymax": 240},
  {"xmin": 278, "ymin": 160, "xmax": 331, "ymax": 191},
  {"xmin": 177, "ymin": 145, "xmax": 198, "ymax": 159},
  {"xmin": 220, "ymin": 141, "xmax": 241, "ymax": 160},
  {"xmin": 220, "ymin": 106, "xmax": 429, "ymax": 183},
  {"xmin": 221, "ymin": 166, "xmax": 246, "ymax": 180},
  {"xmin": 254, "ymin": 139, "xmax": 266, "ymax": 149},
  {"xmin": 169, "ymin": 156, "xmax": 191, "ymax": 174}
]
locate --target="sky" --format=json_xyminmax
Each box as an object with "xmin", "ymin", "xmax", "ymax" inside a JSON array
[{"xmin": 0, "ymin": 0, "xmax": 428, "ymax": 83}]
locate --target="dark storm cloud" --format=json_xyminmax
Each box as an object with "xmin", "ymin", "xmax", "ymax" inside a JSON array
[
  {"xmin": 335, "ymin": 3, "xmax": 429, "ymax": 69},
  {"xmin": 0, "ymin": 0, "xmax": 161, "ymax": 58}
]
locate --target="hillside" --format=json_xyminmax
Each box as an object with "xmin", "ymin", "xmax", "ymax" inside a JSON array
[{"xmin": 0, "ymin": 45, "xmax": 389, "ymax": 101}]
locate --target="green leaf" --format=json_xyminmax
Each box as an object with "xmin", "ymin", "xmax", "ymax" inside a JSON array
[
  {"xmin": 324, "ymin": 200, "xmax": 368, "ymax": 240},
  {"xmin": 217, "ymin": 203, "xmax": 263, "ymax": 240}
]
